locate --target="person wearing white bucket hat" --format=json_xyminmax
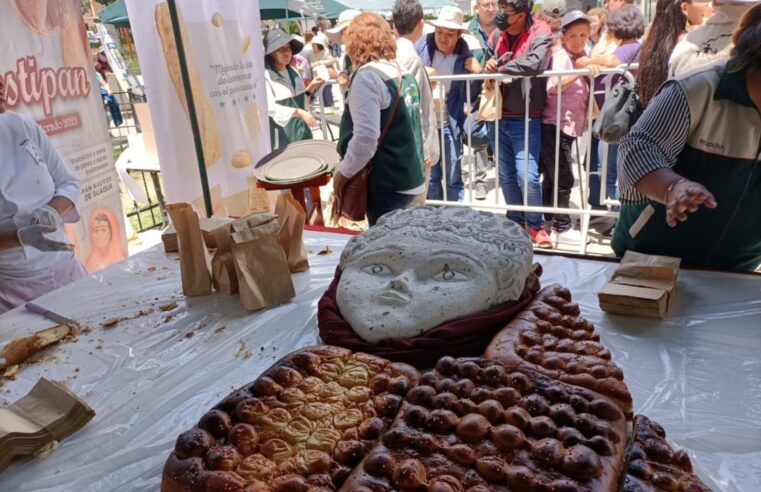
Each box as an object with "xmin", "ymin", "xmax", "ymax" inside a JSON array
[
  {"xmin": 328, "ymin": 9, "xmax": 363, "ymax": 90},
  {"xmin": 670, "ymin": 0, "xmax": 760, "ymax": 76},
  {"xmin": 416, "ymin": 6, "xmax": 482, "ymax": 202},
  {"xmin": 308, "ymin": 31, "xmax": 339, "ymax": 108}
]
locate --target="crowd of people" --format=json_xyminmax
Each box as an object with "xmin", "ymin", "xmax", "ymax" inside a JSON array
[
  {"xmin": 0, "ymin": 0, "xmax": 758, "ymax": 318},
  {"xmin": 263, "ymin": 0, "xmax": 760, "ymax": 271}
]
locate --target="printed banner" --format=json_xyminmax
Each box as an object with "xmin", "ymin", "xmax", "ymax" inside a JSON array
[
  {"xmin": 0, "ymin": 0, "xmax": 128, "ymax": 273},
  {"xmin": 126, "ymin": 0, "xmax": 271, "ymax": 217}
]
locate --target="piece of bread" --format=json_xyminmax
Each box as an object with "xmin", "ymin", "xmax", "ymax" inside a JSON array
[
  {"xmin": 0, "ymin": 325, "xmax": 72, "ymax": 372},
  {"xmin": 620, "ymin": 415, "xmax": 712, "ymax": 491},
  {"xmin": 486, "ymin": 284, "xmax": 633, "ymax": 418},
  {"xmin": 155, "ymin": 2, "xmax": 221, "ymax": 167},
  {"xmin": 161, "ymin": 346, "xmax": 419, "ymax": 491},
  {"xmin": 343, "ymin": 356, "xmax": 628, "ymax": 491}
]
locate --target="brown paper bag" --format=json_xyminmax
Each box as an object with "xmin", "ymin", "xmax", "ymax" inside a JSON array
[
  {"xmin": 598, "ymin": 251, "xmax": 681, "ymax": 318},
  {"xmin": 230, "ymin": 212, "xmax": 279, "ymax": 233},
  {"xmin": 210, "ymin": 227, "xmax": 238, "ymax": 295},
  {"xmin": 166, "ymin": 203, "xmax": 212, "ymax": 296},
  {"xmin": 477, "ymin": 85, "xmax": 498, "ymax": 122},
  {"xmin": 0, "ymin": 378, "xmax": 95, "ymax": 471},
  {"xmin": 275, "ymin": 193, "xmax": 309, "ymax": 273},
  {"xmin": 230, "ymin": 224, "xmax": 295, "ymax": 311}
]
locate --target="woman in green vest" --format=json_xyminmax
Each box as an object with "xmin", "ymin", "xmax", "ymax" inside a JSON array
[
  {"xmin": 612, "ymin": 4, "xmax": 761, "ymax": 271},
  {"xmin": 333, "ymin": 13, "xmax": 426, "ymax": 226},
  {"xmin": 263, "ymin": 29, "xmax": 323, "ymax": 149}
]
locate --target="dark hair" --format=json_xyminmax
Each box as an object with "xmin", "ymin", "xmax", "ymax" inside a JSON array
[
  {"xmin": 311, "ymin": 26, "xmax": 319, "ymax": 34},
  {"xmin": 728, "ymin": 3, "xmax": 761, "ymax": 73},
  {"xmin": 393, "ymin": 0, "xmax": 424, "ymax": 35},
  {"xmin": 606, "ymin": 4, "xmax": 646, "ymax": 40},
  {"xmin": 94, "ymin": 213, "xmax": 113, "ymax": 239},
  {"xmin": 636, "ymin": 0, "xmax": 689, "ymax": 106},
  {"xmin": 499, "ymin": 0, "xmax": 533, "ymax": 14}
]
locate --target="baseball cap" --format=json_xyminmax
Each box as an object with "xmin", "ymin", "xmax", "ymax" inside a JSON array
[
  {"xmin": 543, "ymin": 0, "xmax": 568, "ymax": 18},
  {"xmin": 561, "ymin": 10, "xmax": 591, "ymax": 30}
]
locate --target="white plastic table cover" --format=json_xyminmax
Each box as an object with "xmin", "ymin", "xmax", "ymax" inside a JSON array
[{"xmin": 0, "ymin": 229, "xmax": 759, "ymax": 492}]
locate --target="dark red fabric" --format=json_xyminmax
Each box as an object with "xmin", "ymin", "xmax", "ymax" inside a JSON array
[{"xmin": 318, "ymin": 267, "xmax": 536, "ymax": 369}]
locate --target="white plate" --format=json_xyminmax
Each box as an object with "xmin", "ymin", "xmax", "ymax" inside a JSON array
[{"xmin": 264, "ymin": 155, "xmax": 327, "ymax": 181}]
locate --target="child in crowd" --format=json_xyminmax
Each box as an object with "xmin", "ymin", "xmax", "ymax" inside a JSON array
[{"xmin": 539, "ymin": 11, "xmax": 592, "ymax": 245}]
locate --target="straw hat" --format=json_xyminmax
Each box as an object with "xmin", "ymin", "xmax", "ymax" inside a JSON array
[
  {"xmin": 326, "ymin": 9, "xmax": 362, "ymax": 42},
  {"xmin": 428, "ymin": 6, "xmax": 469, "ymax": 32}
]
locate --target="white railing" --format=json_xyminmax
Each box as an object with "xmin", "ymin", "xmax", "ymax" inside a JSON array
[{"xmin": 310, "ymin": 66, "xmax": 636, "ymax": 254}]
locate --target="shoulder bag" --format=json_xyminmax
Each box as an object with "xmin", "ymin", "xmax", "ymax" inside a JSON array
[
  {"xmin": 592, "ymin": 48, "xmax": 642, "ymax": 144},
  {"xmin": 331, "ymin": 66, "xmax": 403, "ymax": 223}
]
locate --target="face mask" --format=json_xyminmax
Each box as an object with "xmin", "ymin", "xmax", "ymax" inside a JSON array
[{"xmin": 495, "ymin": 11, "xmax": 510, "ymax": 31}]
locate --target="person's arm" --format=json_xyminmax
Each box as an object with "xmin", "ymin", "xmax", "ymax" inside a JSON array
[
  {"xmin": 546, "ymin": 51, "xmax": 581, "ymax": 94},
  {"xmin": 336, "ymin": 71, "xmax": 390, "ymax": 179},
  {"xmin": 265, "ymin": 79, "xmax": 298, "ymax": 126},
  {"xmin": 419, "ymin": 68, "xmax": 440, "ymax": 167},
  {"xmin": 26, "ymin": 117, "xmax": 80, "ymax": 223},
  {"xmin": 577, "ymin": 53, "xmax": 622, "ymax": 68},
  {"xmin": 497, "ymin": 32, "xmax": 552, "ymax": 76},
  {"xmin": 618, "ymin": 82, "xmax": 716, "ymax": 226},
  {"xmin": 0, "ymin": 230, "xmax": 21, "ymax": 250}
]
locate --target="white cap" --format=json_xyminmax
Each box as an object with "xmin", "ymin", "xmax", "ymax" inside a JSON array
[
  {"xmin": 311, "ymin": 32, "xmax": 330, "ymax": 48},
  {"xmin": 326, "ymin": 9, "xmax": 362, "ymax": 42},
  {"xmin": 428, "ymin": 6, "xmax": 469, "ymax": 32}
]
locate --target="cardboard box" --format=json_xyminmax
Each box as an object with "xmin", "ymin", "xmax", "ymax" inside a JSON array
[{"xmin": 598, "ymin": 251, "xmax": 681, "ymax": 319}]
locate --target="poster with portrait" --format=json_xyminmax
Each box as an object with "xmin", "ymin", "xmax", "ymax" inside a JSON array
[
  {"xmin": 0, "ymin": 0, "xmax": 128, "ymax": 273},
  {"xmin": 125, "ymin": 0, "xmax": 271, "ymax": 217}
]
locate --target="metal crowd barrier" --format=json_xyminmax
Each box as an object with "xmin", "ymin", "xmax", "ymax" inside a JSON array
[{"xmin": 311, "ymin": 66, "xmax": 636, "ymax": 254}]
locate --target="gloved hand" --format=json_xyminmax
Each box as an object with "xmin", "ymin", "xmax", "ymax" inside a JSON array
[
  {"xmin": 30, "ymin": 205, "xmax": 61, "ymax": 227},
  {"xmin": 17, "ymin": 225, "xmax": 74, "ymax": 252}
]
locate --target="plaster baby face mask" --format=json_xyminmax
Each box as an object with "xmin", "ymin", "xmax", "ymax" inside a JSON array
[{"xmin": 335, "ymin": 206, "xmax": 533, "ymax": 343}]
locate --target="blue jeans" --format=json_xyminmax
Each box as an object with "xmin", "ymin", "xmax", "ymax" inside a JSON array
[
  {"xmin": 427, "ymin": 126, "xmax": 464, "ymax": 202},
  {"xmin": 588, "ymin": 137, "xmax": 619, "ymax": 208},
  {"xmin": 366, "ymin": 191, "xmax": 416, "ymax": 226},
  {"xmin": 497, "ymin": 117, "xmax": 544, "ymax": 228}
]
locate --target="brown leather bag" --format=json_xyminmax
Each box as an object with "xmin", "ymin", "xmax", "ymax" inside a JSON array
[{"xmin": 332, "ymin": 69, "xmax": 402, "ymax": 223}]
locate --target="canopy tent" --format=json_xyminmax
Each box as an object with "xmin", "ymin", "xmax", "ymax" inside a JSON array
[
  {"xmin": 338, "ymin": 0, "xmax": 453, "ymax": 11},
  {"xmin": 260, "ymin": 0, "xmax": 319, "ymax": 20},
  {"xmin": 308, "ymin": 0, "xmax": 350, "ymax": 19},
  {"xmin": 98, "ymin": 0, "xmax": 130, "ymax": 28}
]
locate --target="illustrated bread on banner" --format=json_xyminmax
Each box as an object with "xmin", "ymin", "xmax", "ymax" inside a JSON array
[
  {"xmin": 161, "ymin": 206, "xmax": 714, "ymax": 491},
  {"xmin": 155, "ymin": 2, "xmax": 221, "ymax": 167}
]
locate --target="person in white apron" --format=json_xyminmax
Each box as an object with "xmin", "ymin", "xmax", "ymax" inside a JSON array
[{"xmin": 0, "ymin": 79, "xmax": 86, "ymax": 314}]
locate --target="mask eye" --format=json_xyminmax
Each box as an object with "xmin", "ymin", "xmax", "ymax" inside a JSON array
[
  {"xmin": 431, "ymin": 264, "xmax": 469, "ymax": 282},
  {"xmin": 361, "ymin": 264, "xmax": 393, "ymax": 276}
]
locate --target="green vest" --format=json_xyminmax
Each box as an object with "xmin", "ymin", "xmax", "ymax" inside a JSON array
[
  {"xmin": 337, "ymin": 62, "xmax": 425, "ymax": 193},
  {"xmin": 612, "ymin": 65, "xmax": 761, "ymax": 271},
  {"xmin": 268, "ymin": 67, "xmax": 313, "ymax": 149}
]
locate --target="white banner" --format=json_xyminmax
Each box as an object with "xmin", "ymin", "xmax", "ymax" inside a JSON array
[
  {"xmin": 0, "ymin": 0, "xmax": 128, "ymax": 273},
  {"xmin": 126, "ymin": 0, "xmax": 271, "ymax": 217}
]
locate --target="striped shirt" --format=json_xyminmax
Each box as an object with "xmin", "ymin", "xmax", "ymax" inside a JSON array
[{"xmin": 617, "ymin": 82, "xmax": 691, "ymax": 204}]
